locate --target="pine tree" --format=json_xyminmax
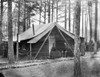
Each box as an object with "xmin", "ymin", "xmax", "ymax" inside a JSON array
[
  {"xmin": 44, "ymin": 0, "xmax": 47, "ymax": 24},
  {"xmin": 81, "ymin": 1, "xmax": 84, "ymax": 37},
  {"xmin": 94, "ymin": 0, "xmax": 98, "ymax": 54},
  {"xmin": 23, "ymin": 0, "xmax": 26, "ymax": 31},
  {"xmin": 51, "ymin": 0, "xmax": 54, "ymax": 22},
  {"xmin": 56, "ymin": 0, "xmax": 58, "ymax": 22},
  {"xmin": 16, "ymin": 0, "xmax": 20, "ymax": 61},
  {"xmin": 88, "ymin": 1, "xmax": 92, "ymax": 41},
  {"xmin": 68, "ymin": 0, "xmax": 71, "ymax": 32},
  {"xmin": 48, "ymin": 0, "xmax": 50, "ymax": 23},
  {"xmin": 65, "ymin": 0, "xmax": 67, "ymax": 29},
  {"xmin": 85, "ymin": 13, "xmax": 87, "ymax": 42},
  {"xmin": 39, "ymin": 0, "xmax": 42, "ymax": 24},
  {"xmin": 0, "ymin": 0, "xmax": 3, "ymax": 45},
  {"xmin": 8, "ymin": 0, "xmax": 15, "ymax": 63},
  {"xmin": 74, "ymin": 0, "xmax": 82, "ymax": 77}
]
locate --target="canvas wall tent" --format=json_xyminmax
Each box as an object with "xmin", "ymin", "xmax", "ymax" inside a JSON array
[
  {"xmin": 25, "ymin": 22, "xmax": 75, "ymax": 59},
  {"xmin": 1, "ymin": 23, "xmax": 85, "ymax": 59}
]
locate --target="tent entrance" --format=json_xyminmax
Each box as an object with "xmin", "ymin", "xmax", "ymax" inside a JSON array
[
  {"xmin": 34, "ymin": 29, "xmax": 53, "ymax": 59},
  {"xmin": 34, "ymin": 26, "xmax": 74, "ymax": 59},
  {"xmin": 48, "ymin": 35, "xmax": 56, "ymax": 56},
  {"xmin": 56, "ymin": 27, "xmax": 73, "ymax": 52}
]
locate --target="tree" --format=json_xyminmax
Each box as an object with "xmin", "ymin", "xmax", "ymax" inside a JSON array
[
  {"xmin": 48, "ymin": 0, "xmax": 50, "ymax": 23},
  {"xmin": 85, "ymin": 13, "xmax": 88, "ymax": 42},
  {"xmin": 51, "ymin": 0, "xmax": 54, "ymax": 22},
  {"xmin": 23, "ymin": 0, "xmax": 26, "ymax": 31},
  {"xmin": 74, "ymin": 0, "xmax": 82, "ymax": 77},
  {"xmin": 44, "ymin": 0, "xmax": 47, "ymax": 24},
  {"xmin": 0, "ymin": 0, "xmax": 3, "ymax": 45},
  {"xmin": 94, "ymin": 0, "xmax": 98, "ymax": 54},
  {"xmin": 39, "ymin": 0, "xmax": 42, "ymax": 24},
  {"xmin": 16, "ymin": 0, "xmax": 20, "ymax": 61},
  {"xmin": 88, "ymin": 1, "xmax": 92, "ymax": 41},
  {"xmin": 8, "ymin": 0, "xmax": 15, "ymax": 63},
  {"xmin": 56, "ymin": 0, "xmax": 58, "ymax": 22},
  {"xmin": 69, "ymin": 0, "xmax": 71, "ymax": 32},
  {"xmin": 81, "ymin": 1, "xmax": 84, "ymax": 37},
  {"xmin": 64, "ymin": 0, "xmax": 67, "ymax": 30}
]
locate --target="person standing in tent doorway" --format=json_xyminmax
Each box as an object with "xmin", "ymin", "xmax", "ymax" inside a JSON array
[
  {"xmin": 64, "ymin": 43, "xmax": 68, "ymax": 57},
  {"xmin": 50, "ymin": 43, "xmax": 56, "ymax": 59},
  {"xmin": 80, "ymin": 38, "xmax": 86, "ymax": 56}
]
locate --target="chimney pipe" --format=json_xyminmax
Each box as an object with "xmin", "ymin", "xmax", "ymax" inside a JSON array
[{"xmin": 32, "ymin": 24, "xmax": 35, "ymax": 35}]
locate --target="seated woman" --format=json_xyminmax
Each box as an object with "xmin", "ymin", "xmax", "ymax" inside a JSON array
[{"xmin": 50, "ymin": 44, "xmax": 61, "ymax": 59}]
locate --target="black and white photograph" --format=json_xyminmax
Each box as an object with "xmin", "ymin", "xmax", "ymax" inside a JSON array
[{"xmin": 0, "ymin": 0, "xmax": 100, "ymax": 77}]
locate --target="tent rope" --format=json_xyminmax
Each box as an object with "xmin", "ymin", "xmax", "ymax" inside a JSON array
[
  {"xmin": 34, "ymin": 29, "xmax": 53, "ymax": 59},
  {"xmin": 57, "ymin": 27, "xmax": 73, "ymax": 52}
]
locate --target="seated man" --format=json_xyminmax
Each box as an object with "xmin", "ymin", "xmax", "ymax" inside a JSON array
[
  {"xmin": 64, "ymin": 43, "xmax": 74, "ymax": 57},
  {"xmin": 50, "ymin": 43, "xmax": 61, "ymax": 59}
]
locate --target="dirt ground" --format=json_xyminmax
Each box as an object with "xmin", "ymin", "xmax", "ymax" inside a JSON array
[
  {"xmin": 1, "ymin": 52, "xmax": 100, "ymax": 77},
  {"xmin": 2, "ymin": 58, "xmax": 74, "ymax": 77}
]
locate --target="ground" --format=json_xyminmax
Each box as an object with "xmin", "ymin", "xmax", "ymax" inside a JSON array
[
  {"xmin": 1, "ymin": 52, "xmax": 100, "ymax": 77},
  {"xmin": 1, "ymin": 58, "xmax": 74, "ymax": 77}
]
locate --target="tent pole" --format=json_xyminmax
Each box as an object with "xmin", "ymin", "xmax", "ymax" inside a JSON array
[
  {"xmin": 57, "ymin": 27, "xmax": 73, "ymax": 52},
  {"xmin": 30, "ymin": 43, "xmax": 32, "ymax": 59},
  {"xmin": 34, "ymin": 29, "xmax": 52, "ymax": 59}
]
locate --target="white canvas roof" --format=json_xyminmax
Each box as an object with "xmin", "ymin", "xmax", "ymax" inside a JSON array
[
  {"xmin": 27, "ymin": 22, "xmax": 75, "ymax": 43},
  {"xmin": 12, "ymin": 22, "xmax": 55, "ymax": 42},
  {"xmin": 11, "ymin": 22, "xmax": 74, "ymax": 42}
]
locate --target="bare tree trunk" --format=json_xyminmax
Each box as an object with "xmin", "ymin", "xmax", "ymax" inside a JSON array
[
  {"xmin": 39, "ymin": 0, "xmax": 42, "ymax": 24},
  {"xmin": 23, "ymin": 0, "xmax": 26, "ymax": 31},
  {"xmin": 94, "ymin": 0, "xmax": 98, "ymax": 54},
  {"xmin": 44, "ymin": 0, "xmax": 46, "ymax": 24},
  {"xmin": 27, "ymin": 8, "xmax": 28, "ymax": 29},
  {"xmin": 0, "ymin": 0, "xmax": 3, "ymax": 44},
  {"xmin": 56, "ymin": 0, "xmax": 58, "ymax": 22},
  {"xmin": 29, "ymin": 11, "xmax": 31, "ymax": 28},
  {"xmin": 65, "ymin": 0, "xmax": 67, "ymax": 30},
  {"xmin": 74, "ymin": 0, "xmax": 82, "ymax": 77},
  {"xmin": 1, "ymin": 0, "xmax": 4, "ymax": 57},
  {"xmin": 85, "ymin": 13, "xmax": 87, "ymax": 42},
  {"xmin": 8, "ymin": 0, "xmax": 15, "ymax": 63},
  {"xmin": 27, "ymin": 9, "xmax": 30, "ymax": 29},
  {"xmin": 81, "ymin": 1, "xmax": 84, "ymax": 37},
  {"xmin": 28, "ymin": 9, "xmax": 31, "ymax": 29},
  {"xmin": 25, "ymin": 2, "xmax": 27, "ymax": 30},
  {"xmin": 51, "ymin": 0, "xmax": 54, "ymax": 22},
  {"xmin": 88, "ymin": 1, "xmax": 92, "ymax": 41},
  {"xmin": 48, "ymin": 0, "xmax": 50, "ymax": 23},
  {"xmin": 16, "ymin": 0, "xmax": 20, "ymax": 61},
  {"xmin": 73, "ymin": 18, "xmax": 74, "ymax": 34},
  {"xmin": 69, "ymin": 0, "xmax": 71, "ymax": 32}
]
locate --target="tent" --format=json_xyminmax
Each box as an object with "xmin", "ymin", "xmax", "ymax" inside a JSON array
[
  {"xmin": 2, "ymin": 22, "xmax": 76, "ymax": 59},
  {"xmin": 25, "ymin": 22, "xmax": 75, "ymax": 59},
  {"xmin": 2, "ymin": 22, "xmax": 85, "ymax": 59}
]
